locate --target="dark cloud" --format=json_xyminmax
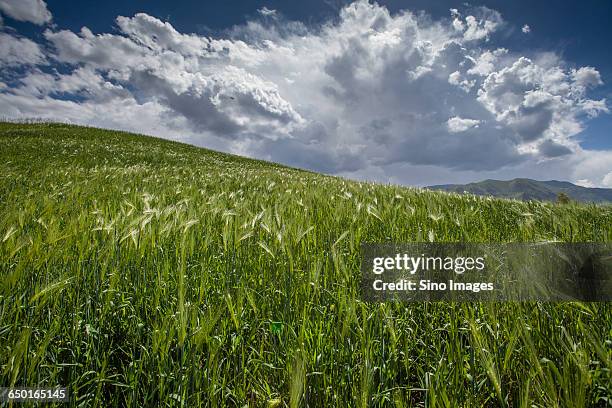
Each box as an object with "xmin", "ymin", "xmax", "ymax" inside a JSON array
[{"xmin": 538, "ymin": 139, "xmax": 572, "ymax": 157}]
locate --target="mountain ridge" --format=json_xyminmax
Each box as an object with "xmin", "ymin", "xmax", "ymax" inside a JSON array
[{"xmin": 428, "ymin": 178, "xmax": 612, "ymax": 203}]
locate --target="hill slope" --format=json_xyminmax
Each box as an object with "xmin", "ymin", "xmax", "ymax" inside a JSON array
[
  {"xmin": 428, "ymin": 178, "xmax": 612, "ymax": 203},
  {"xmin": 1, "ymin": 123, "xmax": 611, "ymax": 407}
]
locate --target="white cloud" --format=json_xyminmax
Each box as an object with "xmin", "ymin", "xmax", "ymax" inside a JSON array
[
  {"xmin": 450, "ymin": 9, "xmax": 464, "ymax": 31},
  {"xmin": 602, "ymin": 172, "xmax": 612, "ymax": 188},
  {"xmin": 575, "ymin": 179, "xmax": 595, "ymax": 188},
  {"xmin": 447, "ymin": 116, "xmax": 481, "ymax": 133},
  {"xmin": 115, "ymin": 13, "xmax": 211, "ymax": 56},
  {"xmin": 476, "ymin": 57, "xmax": 608, "ymax": 153},
  {"xmin": 14, "ymin": 66, "xmax": 126, "ymax": 100},
  {"xmin": 521, "ymin": 24, "xmax": 530, "ymax": 34},
  {"xmin": 452, "ymin": 8, "xmax": 502, "ymax": 42},
  {"xmin": 258, "ymin": 7, "xmax": 277, "ymax": 17},
  {"xmin": 571, "ymin": 66, "xmax": 603, "ymax": 88},
  {"xmin": 467, "ymin": 48, "xmax": 507, "ymax": 76},
  {"xmin": 0, "ymin": 33, "xmax": 46, "ymax": 66},
  {"xmin": 448, "ymin": 71, "xmax": 475, "ymax": 92},
  {"xmin": 0, "ymin": 0, "xmax": 51, "ymax": 25},
  {"xmin": 566, "ymin": 150, "xmax": 612, "ymax": 188},
  {"xmin": 1, "ymin": 0, "xmax": 610, "ymax": 186}
]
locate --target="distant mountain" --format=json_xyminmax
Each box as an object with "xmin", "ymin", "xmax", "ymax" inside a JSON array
[{"xmin": 427, "ymin": 178, "xmax": 612, "ymax": 203}]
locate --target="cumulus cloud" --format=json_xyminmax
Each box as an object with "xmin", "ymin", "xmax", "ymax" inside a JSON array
[
  {"xmin": 447, "ymin": 117, "xmax": 481, "ymax": 133},
  {"xmin": 258, "ymin": 7, "xmax": 277, "ymax": 17},
  {"xmin": 603, "ymin": 172, "xmax": 612, "ymax": 188},
  {"xmin": 467, "ymin": 48, "xmax": 507, "ymax": 76},
  {"xmin": 448, "ymin": 71, "xmax": 475, "ymax": 92},
  {"xmin": 521, "ymin": 24, "xmax": 530, "ymax": 34},
  {"xmin": 41, "ymin": 14, "xmax": 304, "ymax": 141},
  {"xmin": 572, "ymin": 66, "xmax": 603, "ymax": 88},
  {"xmin": 0, "ymin": 33, "xmax": 46, "ymax": 66},
  {"xmin": 476, "ymin": 57, "xmax": 608, "ymax": 148},
  {"xmin": 0, "ymin": 0, "xmax": 51, "ymax": 25},
  {"xmin": 0, "ymin": 0, "xmax": 610, "ymax": 186},
  {"xmin": 451, "ymin": 7, "xmax": 502, "ymax": 41}
]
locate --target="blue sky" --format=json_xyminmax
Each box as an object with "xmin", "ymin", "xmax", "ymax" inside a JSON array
[{"xmin": 1, "ymin": 0, "xmax": 611, "ymax": 186}]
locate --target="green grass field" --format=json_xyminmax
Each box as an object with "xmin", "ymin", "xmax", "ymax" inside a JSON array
[{"xmin": 1, "ymin": 122, "xmax": 611, "ymax": 407}]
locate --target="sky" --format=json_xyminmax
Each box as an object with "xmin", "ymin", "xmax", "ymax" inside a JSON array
[{"xmin": 1, "ymin": 0, "xmax": 611, "ymax": 187}]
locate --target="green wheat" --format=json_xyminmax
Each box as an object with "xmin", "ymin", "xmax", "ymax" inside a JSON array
[{"xmin": 0, "ymin": 122, "xmax": 610, "ymax": 407}]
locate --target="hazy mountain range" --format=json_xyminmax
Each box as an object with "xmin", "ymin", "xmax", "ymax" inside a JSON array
[{"xmin": 427, "ymin": 179, "xmax": 612, "ymax": 203}]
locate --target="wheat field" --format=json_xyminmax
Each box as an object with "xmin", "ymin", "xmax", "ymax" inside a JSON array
[{"xmin": 0, "ymin": 122, "xmax": 610, "ymax": 407}]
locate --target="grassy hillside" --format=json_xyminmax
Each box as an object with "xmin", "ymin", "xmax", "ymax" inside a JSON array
[
  {"xmin": 429, "ymin": 178, "xmax": 612, "ymax": 203},
  {"xmin": 0, "ymin": 122, "xmax": 611, "ymax": 407}
]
